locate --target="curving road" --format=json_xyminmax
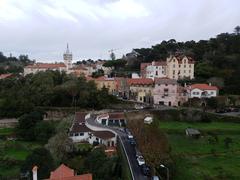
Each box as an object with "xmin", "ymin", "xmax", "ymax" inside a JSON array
[{"xmin": 85, "ymin": 113, "xmax": 147, "ymax": 180}]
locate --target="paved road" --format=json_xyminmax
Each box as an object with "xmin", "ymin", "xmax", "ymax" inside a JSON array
[{"xmin": 86, "ymin": 113, "xmax": 147, "ymax": 180}]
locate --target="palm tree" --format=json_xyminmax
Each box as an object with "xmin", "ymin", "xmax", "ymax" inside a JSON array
[{"xmin": 234, "ymin": 26, "xmax": 240, "ymax": 35}]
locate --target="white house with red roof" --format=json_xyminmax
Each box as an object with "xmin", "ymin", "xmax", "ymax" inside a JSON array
[
  {"xmin": 188, "ymin": 83, "xmax": 218, "ymax": 98},
  {"xmin": 69, "ymin": 112, "xmax": 117, "ymax": 147},
  {"xmin": 145, "ymin": 61, "xmax": 167, "ymax": 79}
]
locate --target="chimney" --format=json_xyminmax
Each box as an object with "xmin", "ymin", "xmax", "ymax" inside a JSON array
[
  {"xmin": 32, "ymin": 166, "xmax": 38, "ymax": 180},
  {"xmin": 184, "ymin": 83, "xmax": 187, "ymax": 87}
]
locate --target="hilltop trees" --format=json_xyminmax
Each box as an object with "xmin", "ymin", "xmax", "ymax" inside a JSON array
[{"xmin": 0, "ymin": 71, "xmax": 117, "ymax": 118}]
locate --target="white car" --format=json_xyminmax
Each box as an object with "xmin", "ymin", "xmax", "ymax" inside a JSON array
[{"xmin": 137, "ymin": 156, "xmax": 145, "ymax": 166}]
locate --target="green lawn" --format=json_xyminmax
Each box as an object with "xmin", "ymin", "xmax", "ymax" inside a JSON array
[
  {"xmin": 174, "ymin": 153, "xmax": 240, "ymax": 180},
  {"xmin": 0, "ymin": 139, "xmax": 42, "ymax": 178},
  {"xmin": 158, "ymin": 121, "xmax": 240, "ymax": 134},
  {"xmin": 0, "ymin": 128, "xmax": 14, "ymax": 135},
  {"xmin": 168, "ymin": 134, "xmax": 240, "ymax": 155}
]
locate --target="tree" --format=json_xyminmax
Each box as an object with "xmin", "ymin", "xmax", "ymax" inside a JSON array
[
  {"xmin": 34, "ymin": 121, "xmax": 55, "ymax": 143},
  {"xmin": 21, "ymin": 148, "xmax": 54, "ymax": 179},
  {"xmin": 45, "ymin": 132, "xmax": 74, "ymax": 163},
  {"xmin": 16, "ymin": 111, "xmax": 44, "ymax": 141},
  {"xmin": 234, "ymin": 26, "xmax": 240, "ymax": 35},
  {"xmin": 110, "ymin": 52, "xmax": 116, "ymax": 61}
]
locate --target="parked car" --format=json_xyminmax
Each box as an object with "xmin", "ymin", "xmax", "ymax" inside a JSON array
[
  {"xmin": 141, "ymin": 164, "xmax": 151, "ymax": 176},
  {"xmin": 215, "ymin": 109, "xmax": 226, "ymax": 113},
  {"xmin": 128, "ymin": 138, "xmax": 136, "ymax": 146},
  {"xmin": 152, "ymin": 176, "xmax": 160, "ymax": 180},
  {"xmin": 135, "ymin": 149, "xmax": 142, "ymax": 158},
  {"xmin": 137, "ymin": 156, "xmax": 145, "ymax": 166}
]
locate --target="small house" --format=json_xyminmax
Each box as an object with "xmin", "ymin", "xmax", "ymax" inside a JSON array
[{"xmin": 185, "ymin": 128, "xmax": 201, "ymax": 138}]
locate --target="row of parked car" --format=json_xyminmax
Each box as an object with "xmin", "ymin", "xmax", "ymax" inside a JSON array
[
  {"xmin": 125, "ymin": 129, "xmax": 159, "ymax": 179},
  {"xmin": 215, "ymin": 107, "xmax": 239, "ymax": 113}
]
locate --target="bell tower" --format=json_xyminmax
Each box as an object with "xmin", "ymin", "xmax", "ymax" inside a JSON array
[{"xmin": 63, "ymin": 43, "xmax": 72, "ymax": 70}]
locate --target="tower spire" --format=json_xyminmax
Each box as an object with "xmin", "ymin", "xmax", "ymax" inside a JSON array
[{"xmin": 66, "ymin": 43, "xmax": 70, "ymax": 54}]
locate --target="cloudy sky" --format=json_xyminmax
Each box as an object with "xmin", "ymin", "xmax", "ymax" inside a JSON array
[{"xmin": 0, "ymin": 0, "xmax": 239, "ymax": 62}]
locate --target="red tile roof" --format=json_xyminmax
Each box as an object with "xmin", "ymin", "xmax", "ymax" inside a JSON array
[
  {"xmin": 190, "ymin": 84, "xmax": 218, "ymax": 90},
  {"xmin": 127, "ymin": 78, "xmax": 153, "ymax": 85},
  {"xmin": 26, "ymin": 63, "xmax": 66, "ymax": 69},
  {"xmin": 92, "ymin": 131, "xmax": 115, "ymax": 140},
  {"xmin": 49, "ymin": 164, "xmax": 92, "ymax": 180},
  {"xmin": 109, "ymin": 112, "xmax": 125, "ymax": 119},
  {"xmin": 154, "ymin": 77, "xmax": 177, "ymax": 85},
  {"xmin": 95, "ymin": 76, "xmax": 115, "ymax": 81},
  {"xmin": 75, "ymin": 112, "xmax": 87, "ymax": 123},
  {"xmin": 0, "ymin": 73, "xmax": 13, "ymax": 79}
]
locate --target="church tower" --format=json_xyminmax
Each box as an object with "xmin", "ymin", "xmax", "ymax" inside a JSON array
[{"xmin": 63, "ymin": 43, "xmax": 72, "ymax": 70}]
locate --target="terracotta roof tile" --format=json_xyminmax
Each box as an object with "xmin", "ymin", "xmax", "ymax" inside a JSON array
[
  {"xmin": 108, "ymin": 112, "xmax": 125, "ymax": 119},
  {"xmin": 49, "ymin": 164, "xmax": 92, "ymax": 180},
  {"xmin": 190, "ymin": 84, "xmax": 218, "ymax": 90},
  {"xmin": 154, "ymin": 77, "xmax": 177, "ymax": 85},
  {"xmin": 127, "ymin": 78, "xmax": 153, "ymax": 85},
  {"xmin": 0, "ymin": 73, "xmax": 13, "ymax": 79},
  {"xmin": 92, "ymin": 131, "xmax": 115, "ymax": 140},
  {"xmin": 26, "ymin": 63, "xmax": 66, "ymax": 69}
]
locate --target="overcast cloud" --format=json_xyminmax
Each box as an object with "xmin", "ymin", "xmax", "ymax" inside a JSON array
[{"xmin": 0, "ymin": 0, "xmax": 239, "ymax": 62}]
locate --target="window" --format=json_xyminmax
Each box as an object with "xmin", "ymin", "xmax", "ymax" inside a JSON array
[
  {"xmin": 156, "ymin": 71, "xmax": 158, "ymax": 76},
  {"xmin": 165, "ymin": 84, "xmax": 168, "ymax": 86},
  {"xmin": 173, "ymin": 70, "xmax": 175, "ymax": 74},
  {"xmin": 179, "ymin": 65, "xmax": 181, "ymax": 68},
  {"xmin": 80, "ymin": 132, "xmax": 84, "ymax": 136},
  {"xmin": 173, "ymin": 64, "xmax": 175, "ymax": 68},
  {"xmin": 189, "ymin": 64, "xmax": 191, "ymax": 68},
  {"xmin": 189, "ymin": 70, "xmax": 191, "ymax": 73},
  {"xmin": 74, "ymin": 133, "xmax": 79, "ymax": 136},
  {"xmin": 184, "ymin": 65, "xmax": 186, "ymax": 68},
  {"xmin": 211, "ymin": 91, "xmax": 214, "ymax": 94},
  {"xmin": 184, "ymin": 70, "xmax": 186, "ymax": 73}
]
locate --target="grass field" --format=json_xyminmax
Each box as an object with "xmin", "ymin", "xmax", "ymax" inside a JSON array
[
  {"xmin": 0, "ymin": 133, "xmax": 42, "ymax": 178},
  {"xmin": 158, "ymin": 120, "xmax": 240, "ymax": 179},
  {"xmin": 158, "ymin": 121, "xmax": 240, "ymax": 134},
  {"xmin": 174, "ymin": 153, "xmax": 240, "ymax": 180}
]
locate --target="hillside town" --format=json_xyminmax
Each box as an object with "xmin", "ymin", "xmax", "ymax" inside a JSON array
[
  {"xmin": 0, "ymin": 1, "xmax": 240, "ymax": 179},
  {"xmin": 22, "ymin": 45, "xmax": 218, "ymax": 107}
]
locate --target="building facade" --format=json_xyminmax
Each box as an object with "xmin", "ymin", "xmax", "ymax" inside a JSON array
[
  {"xmin": 69, "ymin": 112, "xmax": 117, "ymax": 147},
  {"xmin": 128, "ymin": 78, "xmax": 154, "ymax": 103},
  {"xmin": 153, "ymin": 78, "xmax": 188, "ymax": 106},
  {"xmin": 166, "ymin": 55, "xmax": 194, "ymax": 80},
  {"xmin": 187, "ymin": 83, "xmax": 218, "ymax": 98}
]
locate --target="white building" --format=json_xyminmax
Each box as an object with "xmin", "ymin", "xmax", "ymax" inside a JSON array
[
  {"xmin": 69, "ymin": 112, "xmax": 117, "ymax": 147},
  {"xmin": 188, "ymin": 83, "xmax": 218, "ymax": 98},
  {"xmin": 145, "ymin": 61, "xmax": 167, "ymax": 79},
  {"xmin": 96, "ymin": 112, "xmax": 126, "ymax": 127}
]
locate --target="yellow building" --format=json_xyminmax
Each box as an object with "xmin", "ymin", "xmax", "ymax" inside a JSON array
[
  {"xmin": 128, "ymin": 78, "xmax": 154, "ymax": 103},
  {"xmin": 166, "ymin": 55, "xmax": 195, "ymax": 80},
  {"xmin": 94, "ymin": 76, "xmax": 117, "ymax": 95}
]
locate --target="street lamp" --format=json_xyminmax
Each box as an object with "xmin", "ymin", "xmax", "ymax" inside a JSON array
[{"xmin": 160, "ymin": 164, "xmax": 169, "ymax": 180}]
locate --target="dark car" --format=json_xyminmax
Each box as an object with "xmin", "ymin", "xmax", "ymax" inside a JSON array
[
  {"xmin": 215, "ymin": 109, "xmax": 226, "ymax": 113},
  {"xmin": 233, "ymin": 108, "xmax": 239, "ymax": 112},
  {"xmin": 128, "ymin": 138, "xmax": 136, "ymax": 146},
  {"xmin": 141, "ymin": 164, "xmax": 151, "ymax": 176}
]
